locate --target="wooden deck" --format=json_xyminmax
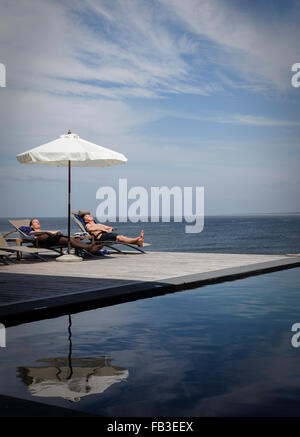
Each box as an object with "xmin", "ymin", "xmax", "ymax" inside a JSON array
[{"xmin": 0, "ymin": 251, "xmax": 299, "ymax": 326}]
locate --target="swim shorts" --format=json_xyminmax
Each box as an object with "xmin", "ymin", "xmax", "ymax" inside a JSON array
[
  {"xmin": 98, "ymin": 231, "xmax": 118, "ymax": 242},
  {"xmin": 39, "ymin": 234, "xmax": 63, "ymax": 246}
]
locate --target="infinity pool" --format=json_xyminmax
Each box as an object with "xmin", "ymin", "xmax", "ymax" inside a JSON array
[{"xmin": 1, "ymin": 268, "xmax": 300, "ymax": 417}]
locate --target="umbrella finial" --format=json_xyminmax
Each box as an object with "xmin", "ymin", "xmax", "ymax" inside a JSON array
[{"xmin": 68, "ymin": 129, "xmax": 71, "ymax": 134}]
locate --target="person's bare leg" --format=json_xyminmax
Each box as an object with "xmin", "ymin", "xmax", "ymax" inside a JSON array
[
  {"xmin": 69, "ymin": 237, "xmax": 104, "ymax": 252},
  {"xmin": 58, "ymin": 236, "xmax": 103, "ymax": 252},
  {"xmin": 116, "ymin": 230, "xmax": 144, "ymax": 247},
  {"xmin": 35, "ymin": 235, "xmax": 103, "ymax": 253}
]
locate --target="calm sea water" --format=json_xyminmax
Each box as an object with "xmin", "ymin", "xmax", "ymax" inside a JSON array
[
  {"xmin": 0, "ymin": 214, "xmax": 299, "ymax": 416},
  {"xmin": 1, "ymin": 214, "xmax": 300, "ymax": 254},
  {"xmin": 0, "ymin": 268, "xmax": 300, "ymax": 417}
]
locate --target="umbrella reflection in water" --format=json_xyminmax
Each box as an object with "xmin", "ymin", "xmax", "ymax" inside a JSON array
[{"xmin": 17, "ymin": 315, "xmax": 129, "ymax": 402}]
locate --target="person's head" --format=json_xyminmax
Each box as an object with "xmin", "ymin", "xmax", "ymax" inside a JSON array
[
  {"xmin": 30, "ymin": 218, "xmax": 40, "ymax": 230},
  {"xmin": 83, "ymin": 214, "xmax": 94, "ymax": 224}
]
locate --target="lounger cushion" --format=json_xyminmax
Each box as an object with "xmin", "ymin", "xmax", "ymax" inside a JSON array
[
  {"xmin": 74, "ymin": 214, "xmax": 99, "ymax": 231},
  {"xmin": 74, "ymin": 214, "xmax": 87, "ymax": 230},
  {"xmin": 19, "ymin": 226, "xmax": 35, "ymax": 241},
  {"xmin": 19, "ymin": 226, "xmax": 33, "ymax": 235}
]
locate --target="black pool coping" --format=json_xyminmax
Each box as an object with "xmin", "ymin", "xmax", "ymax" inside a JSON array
[
  {"xmin": 0, "ymin": 257, "xmax": 300, "ymax": 327},
  {"xmin": 0, "ymin": 394, "xmax": 96, "ymax": 417}
]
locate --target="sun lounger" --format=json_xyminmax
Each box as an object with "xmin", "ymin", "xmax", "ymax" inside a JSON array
[
  {"xmin": 8, "ymin": 219, "xmax": 65, "ymax": 255},
  {"xmin": 8, "ymin": 218, "xmax": 108, "ymax": 260},
  {"xmin": 0, "ymin": 249, "xmax": 15, "ymax": 265},
  {"xmin": 0, "ymin": 233, "xmax": 52, "ymax": 261},
  {"xmin": 72, "ymin": 211, "xmax": 148, "ymax": 254}
]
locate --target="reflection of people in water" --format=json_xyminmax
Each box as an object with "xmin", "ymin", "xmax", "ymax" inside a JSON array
[{"xmin": 17, "ymin": 357, "xmax": 129, "ymax": 402}]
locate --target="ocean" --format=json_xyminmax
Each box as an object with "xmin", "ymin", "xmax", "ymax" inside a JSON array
[{"xmin": 1, "ymin": 214, "xmax": 300, "ymax": 255}]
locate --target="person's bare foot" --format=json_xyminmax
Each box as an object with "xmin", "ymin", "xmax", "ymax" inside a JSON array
[
  {"xmin": 88, "ymin": 239, "xmax": 102, "ymax": 252},
  {"xmin": 137, "ymin": 230, "xmax": 144, "ymax": 247},
  {"xmin": 90, "ymin": 245, "xmax": 104, "ymax": 253}
]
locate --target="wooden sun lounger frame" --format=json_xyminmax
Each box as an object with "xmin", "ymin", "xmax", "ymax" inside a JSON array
[
  {"xmin": 0, "ymin": 232, "xmax": 52, "ymax": 262},
  {"xmin": 71, "ymin": 212, "xmax": 146, "ymax": 254},
  {"xmin": 7, "ymin": 219, "xmax": 66, "ymax": 260},
  {"xmin": 0, "ymin": 249, "xmax": 15, "ymax": 265}
]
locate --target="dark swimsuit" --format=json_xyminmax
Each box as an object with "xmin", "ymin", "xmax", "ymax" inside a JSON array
[
  {"xmin": 39, "ymin": 234, "xmax": 63, "ymax": 246},
  {"xmin": 95, "ymin": 231, "xmax": 118, "ymax": 242},
  {"xmin": 20, "ymin": 226, "xmax": 63, "ymax": 246}
]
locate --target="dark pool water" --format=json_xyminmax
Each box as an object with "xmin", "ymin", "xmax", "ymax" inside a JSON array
[{"xmin": 0, "ymin": 267, "xmax": 300, "ymax": 417}]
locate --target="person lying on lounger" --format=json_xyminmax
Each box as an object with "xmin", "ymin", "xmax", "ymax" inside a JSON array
[
  {"xmin": 81, "ymin": 214, "xmax": 144, "ymax": 247},
  {"xmin": 20, "ymin": 219, "xmax": 104, "ymax": 253}
]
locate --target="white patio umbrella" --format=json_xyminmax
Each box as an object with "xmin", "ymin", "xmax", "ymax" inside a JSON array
[{"xmin": 17, "ymin": 130, "xmax": 127, "ymax": 261}]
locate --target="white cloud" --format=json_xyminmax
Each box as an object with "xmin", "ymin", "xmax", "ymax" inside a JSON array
[
  {"xmin": 0, "ymin": 89, "xmax": 160, "ymax": 156},
  {"xmin": 1, "ymin": 0, "xmax": 299, "ymax": 102},
  {"xmin": 158, "ymin": 109, "xmax": 300, "ymax": 127},
  {"xmin": 159, "ymin": 0, "xmax": 300, "ymax": 91},
  {"xmin": 221, "ymin": 114, "xmax": 300, "ymax": 127},
  {"xmin": 0, "ymin": 0, "xmax": 209, "ymax": 99}
]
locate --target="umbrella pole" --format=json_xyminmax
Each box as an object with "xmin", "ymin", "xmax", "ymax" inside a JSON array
[
  {"xmin": 67, "ymin": 314, "xmax": 73, "ymax": 380},
  {"xmin": 56, "ymin": 158, "xmax": 82, "ymax": 261},
  {"xmin": 68, "ymin": 160, "xmax": 71, "ymax": 254}
]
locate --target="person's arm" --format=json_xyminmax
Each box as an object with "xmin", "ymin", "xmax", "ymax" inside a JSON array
[{"xmin": 29, "ymin": 230, "xmax": 62, "ymax": 236}]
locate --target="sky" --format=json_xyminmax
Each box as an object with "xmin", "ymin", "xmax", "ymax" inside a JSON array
[{"xmin": 0, "ymin": 0, "xmax": 300, "ymax": 217}]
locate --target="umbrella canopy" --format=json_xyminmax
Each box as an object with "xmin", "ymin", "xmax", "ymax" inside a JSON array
[
  {"xmin": 17, "ymin": 132, "xmax": 127, "ymax": 167},
  {"xmin": 16, "ymin": 131, "xmax": 127, "ymax": 259}
]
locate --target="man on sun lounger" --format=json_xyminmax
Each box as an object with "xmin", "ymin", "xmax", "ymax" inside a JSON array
[
  {"xmin": 81, "ymin": 213, "xmax": 144, "ymax": 247},
  {"xmin": 20, "ymin": 219, "xmax": 104, "ymax": 253}
]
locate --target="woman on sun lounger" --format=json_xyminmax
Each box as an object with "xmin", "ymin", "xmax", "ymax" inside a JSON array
[
  {"xmin": 20, "ymin": 219, "xmax": 104, "ymax": 253},
  {"xmin": 81, "ymin": 214, "xmax": 144, "ymax": 247}
]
